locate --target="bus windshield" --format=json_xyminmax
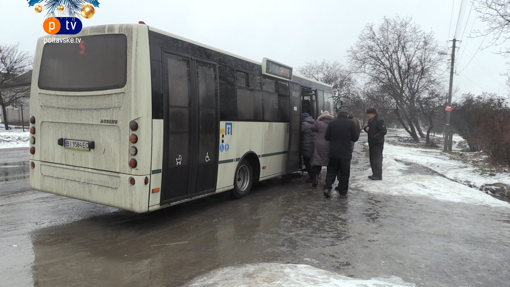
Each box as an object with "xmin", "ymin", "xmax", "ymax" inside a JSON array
[{"xmin": 38, "ymin": 34, "xmax": 128, "ymax": 92}]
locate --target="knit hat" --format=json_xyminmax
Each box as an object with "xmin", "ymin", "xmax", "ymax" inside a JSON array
[
  {"xmin": 337, "ymin": 106, "xmax": 351, "ymax": 115},
  {"xmin": 322, "ymin": 111, "xmax": 330, "ymax": 116},
  {"xmin": 301, "ymin": 112, "xmax": 310, "ymax": 119}
]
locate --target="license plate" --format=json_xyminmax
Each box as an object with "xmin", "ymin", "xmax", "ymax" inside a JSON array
[{"xmin": 64, "ymin": 139, "xmax": 94, "ymax": 151}]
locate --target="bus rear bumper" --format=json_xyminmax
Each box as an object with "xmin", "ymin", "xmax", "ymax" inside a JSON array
[{"xmin": 30, "ymin": 161, "xmax": 150, "ymax": 213}]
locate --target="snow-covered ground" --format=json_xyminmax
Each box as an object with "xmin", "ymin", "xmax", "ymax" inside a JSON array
[
  {"xmin": 183, "ymin": 263, "xmax": 415, "ymax": 287},
  {"xmin": 0, "ymin": 125, "xmax": 29, "ymax": 149},
  {"xmin": 350, "ymin": 130, "xmax": 510, "ymax": 208}
]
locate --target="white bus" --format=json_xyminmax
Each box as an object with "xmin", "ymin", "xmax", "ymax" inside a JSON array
[{"xmin": 29, "ymin": 23, "xmax": 334, "ymax": 213}]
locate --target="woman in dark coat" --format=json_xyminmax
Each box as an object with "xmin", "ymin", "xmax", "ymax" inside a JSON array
[
  {"xmin": 301, "ymin": 113, "xmax": 316, "ymax": 182},
  {"xmin": 310, "ymin": 111, "xmax": 335, "ymax": 187}
]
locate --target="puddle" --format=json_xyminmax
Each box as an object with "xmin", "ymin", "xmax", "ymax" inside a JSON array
[{"xmin": 0, "ymin": 161, "xmax": 29, "ymax": 183}]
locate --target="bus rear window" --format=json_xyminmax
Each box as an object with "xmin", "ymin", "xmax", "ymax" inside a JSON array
[{"xmin": 38, "ymin": 34, "xmax": 127, "ymax": 91}]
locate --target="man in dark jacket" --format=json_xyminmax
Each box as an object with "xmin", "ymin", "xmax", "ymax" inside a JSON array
[
  {"xmin": 323, "ymin": 107, "xmax": 360, "ymax": 198},
  {"xmin": 335, "ymin": 107, "xmax": 361, "ymax": 191},
  {"xmin": 363, "ymin": 108, "xmax": 387, "ymax": 180}
]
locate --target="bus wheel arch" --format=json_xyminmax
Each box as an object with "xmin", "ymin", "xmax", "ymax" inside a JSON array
[{"xmin": 231, "ymin": 152, "xmax": 260, "ymax": 199}]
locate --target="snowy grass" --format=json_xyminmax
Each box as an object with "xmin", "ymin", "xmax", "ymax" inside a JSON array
[
  {"xmin": 350, "ymin": 130, "xmax": 510, "ymax": 208},
  {"xmin": 0, "ymin": 125, "xmax": 29, "ymax": 149}
]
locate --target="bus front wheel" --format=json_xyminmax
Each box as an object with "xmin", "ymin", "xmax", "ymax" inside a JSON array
[{"xmin": 231, "ymin": 160, "xmax": 253, "ymax": 199}]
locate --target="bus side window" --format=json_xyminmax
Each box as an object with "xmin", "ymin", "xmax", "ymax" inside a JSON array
[
  {"xmin": 236, "ymin": 71, "xmax": 248, "ymax": 87},
  {"xmin": 263, "ymin": 91, "xmax": 278, "ymax": 121},
  {"xmin": 278, "ymin": 95, "xmax": 289, "ymax": 121},
  {"xmin": 237, "ymin": 88, "xmax": 263, "ymax": 121},
  {"xmin": 277, "ymin": 81, "xmax": 290, "ymax": 122},
  {"xmin": 262, "ymin": 78, "xmax": 276, "ymax": 92},
  {"xmin": 249, "ymin": 74, "xmax": 261, "ymax": 90}
]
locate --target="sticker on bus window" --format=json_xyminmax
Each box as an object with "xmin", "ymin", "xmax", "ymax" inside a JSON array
[{"xmin": 220, "ymin": 128, "xmax": 225, "ymax": 134}]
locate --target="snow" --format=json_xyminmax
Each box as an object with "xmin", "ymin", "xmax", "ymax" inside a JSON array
[
  {"xmin": 1, "ymin": 125, "xmax": 507, "ymax": 207},
  {"xmin": 350, "ymin": 131, "xmax": 510, "ymax": 208},
  {"xmin": 183, "ymin": 263, "xmax": 415, "ymax": 287},
  {"xmin": 0, "ymin": 125, "xmax": 29, "ymax": 149}
]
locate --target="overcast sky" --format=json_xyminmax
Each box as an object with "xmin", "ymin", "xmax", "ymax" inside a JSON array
[{"xmin": 2, "ymin": 0, "xmax": 509, "ymax": 98}]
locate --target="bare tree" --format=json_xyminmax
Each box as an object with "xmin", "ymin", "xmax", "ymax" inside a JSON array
[
  {"xmin": 473, "ymin": 0, "xmax": 510, "ymax": 52},
  {"xmin": 472, "ymin": 1, "xmax": 510, "ymax": 85},
  {"xmin": 0, "ymin": 43, "xmax": 32, "ymax": 129},
  {"xmin": 417, "ymin": 90, "xmax": 444, "ymax": 145},
  {"xmin": 362, "ymin": 84, "xmax": 400, "ymax": 127},
  {"xmin": 348, "ymin": 16, "xmax": 445, "ymax": 141},
  {"xmin": 297, "ymin": 60, "xmax": 357, "ymax": 104}
]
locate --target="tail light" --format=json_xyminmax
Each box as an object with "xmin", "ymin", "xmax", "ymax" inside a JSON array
[
  {"xmin": 129, "ymin": 134, "xmax": 138, "ymax": 143},
  {"xmin": 30, "ymin": 137, "xmax": 36, "ymax": 144},
  {"xmin": 30, "ymin": 116, "xmax": 36, "ymax": 124},
  {"xmin": 129, "ymin": 146, "xmax": 138, "ymax": 156},
  {"xmin": 30, "ymin": 127, "xmax": 35, "ymax": 134},
  {"xmin": 129, "ymin": 158, "xmax": 137, "ymax": 168},
  {"xmin": 30, "ymin": 147, "xmax": 35, "ymax": 154},
  {"xmin": 129, "ymin": 121, "xmax": 138, "ymax": 131},
  {"xmin": 144, "ymin": 177, "xmax": 149, "ymax": 185},
  {"xmin": 31, "ymin": 162, "xmax": 35, "ymax": 169},
  {"xmin": 129, "ymin": 177, "xmax": 135, "ymax": 185}
]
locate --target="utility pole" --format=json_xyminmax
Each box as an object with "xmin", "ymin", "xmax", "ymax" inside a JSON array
[
  {"xmin": 20, "ymin": 102, "xmax": 24, "ymax": 132},
  {"xmin": 444, "ymin": 38, "xmax": 456, "ymax": 152}
]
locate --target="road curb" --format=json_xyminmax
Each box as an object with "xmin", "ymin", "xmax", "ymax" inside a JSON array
[{"xmin": 0, "ymin": 147, "xmax": 29, "ymax": 152}]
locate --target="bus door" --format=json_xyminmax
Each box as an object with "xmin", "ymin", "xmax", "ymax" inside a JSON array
[
  {"xmin": 301, "ymin": 87, "xmax": 316, "ymax": 119},
  {"xmin": 161, "ymin": 53, "xmax": 219, "ymax": 204},
  {"xmin": 287, "ymin": 83, "xmax": 302, "ymax": 172}
]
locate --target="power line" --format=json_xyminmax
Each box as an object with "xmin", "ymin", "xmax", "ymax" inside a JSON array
[
  {"xmin": 458, "ymin": 34, "xmax": 487, "ymax": 74},
  {"xmin": 457, "ymin": 3, "xmax": 476, "ymax": 63},
  {"xmin": 454, "ymin": 0, "xmax": 468, "ymax": 39},
  {"xmin": 459, "ymin": 72, "xmax": 488, "ymax": 91},
  {"xmin": 448, "ymin": 0, "xmax": 456, "ymax": 40},
  {"xmin": 460, "ymin": 48, "xmax": 508, "ymax": 91},
  {"xmin": 460, "ymin": 2, "xmax": 473, "ymax": 40}
]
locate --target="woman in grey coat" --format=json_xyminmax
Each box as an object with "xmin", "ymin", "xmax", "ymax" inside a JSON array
[
  {"xmin": 310, "ymin": 111, "xmax": 335, "ymax": 187},
  {"xmin": 301, "ymin": 113, "xmax": 316, "ymax": 182}
]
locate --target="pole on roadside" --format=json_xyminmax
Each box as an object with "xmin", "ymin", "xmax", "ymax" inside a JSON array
[
  {"xmin": 444, "ymin": 38, "xmax": 456, "ymax": 152},
  {"xmin": 20, "ymin": 102, "xmax": 24, "ymax": 132}
]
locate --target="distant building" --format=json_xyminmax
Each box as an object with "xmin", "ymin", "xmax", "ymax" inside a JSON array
[{"xmin": 0, "ymin": 70, "xmax": 31, "ymax": 126}]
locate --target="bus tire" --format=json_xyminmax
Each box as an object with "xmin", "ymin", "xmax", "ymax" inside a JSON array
[{"xmin": 231, "ymin": 160, "xmax": 253, "ymax": 199}]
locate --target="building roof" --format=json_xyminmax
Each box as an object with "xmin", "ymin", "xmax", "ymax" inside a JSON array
[{"xmin": 3, "ymin": 70, "xmax": 32, "ymax": 88}]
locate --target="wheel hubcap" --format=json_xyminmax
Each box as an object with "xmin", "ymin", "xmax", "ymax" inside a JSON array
[{"xmin": 236, "ymin": 165, "xmax": 250, "ymax": 191}]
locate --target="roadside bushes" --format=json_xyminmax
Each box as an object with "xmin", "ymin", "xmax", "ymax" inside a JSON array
[{"xmin": 451, "ymin": 93, "xmax": 510, "ymax": 170}]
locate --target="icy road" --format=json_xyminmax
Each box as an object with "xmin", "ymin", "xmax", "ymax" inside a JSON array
[{"xmin": 1, "ymin": 133, "xmax": 510, "ymax": 287}]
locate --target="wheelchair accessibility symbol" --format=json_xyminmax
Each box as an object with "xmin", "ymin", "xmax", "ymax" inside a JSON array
[{"xmin": 220, "ymin": 144, "xmax": 224, "ymax": 152}]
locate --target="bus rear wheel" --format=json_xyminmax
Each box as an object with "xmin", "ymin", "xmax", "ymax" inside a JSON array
[{"xmin": 231, "ymin": 160, "xmax": 253, "ymax": 199}]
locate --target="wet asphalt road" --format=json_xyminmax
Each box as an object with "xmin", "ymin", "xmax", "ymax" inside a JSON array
[
  {"xmin": 1, "ymin": 138, "xmax": 510, "ymax": 287},
  {"xmin": 0, "ymin": 148, "xmax": 30, "ymax": 196}
]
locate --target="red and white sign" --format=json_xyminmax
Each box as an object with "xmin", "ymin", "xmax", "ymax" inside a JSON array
[{"xmin": 445, "ymin": 105, "xmax": 453, "ymax": 111}]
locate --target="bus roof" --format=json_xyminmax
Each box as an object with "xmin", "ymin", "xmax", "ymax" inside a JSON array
[{"xmin": 147, "ymin": 25, "xmax": 333, "ymax": 88}]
